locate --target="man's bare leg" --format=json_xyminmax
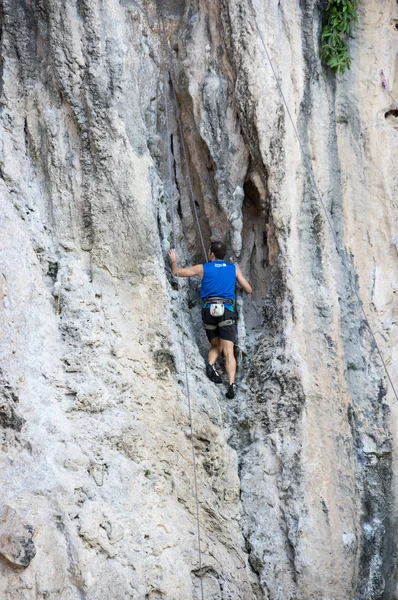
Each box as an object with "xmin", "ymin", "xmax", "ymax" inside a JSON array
[
  {"xmin": 221, "ymin": 339, "xmax": 236, "ymax": 385},
  {"xmin": 206, "ymin": 337, "xmax": 222, "ymax": 384},
  {"xmin": 208, "ymin": 337, "xmax": 221, "ymax": 365}
]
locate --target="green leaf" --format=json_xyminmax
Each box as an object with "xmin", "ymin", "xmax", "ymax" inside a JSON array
[{"xmin": 321, "ymin": 0, "xmax": 357, "ymax": 75}]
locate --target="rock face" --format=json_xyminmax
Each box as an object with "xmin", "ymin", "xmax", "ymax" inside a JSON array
[
  {"xmin": 0, "ymin": 506, "xmax": 36, "ymax": 568},
  {"xmin": 0, "ymin": 0, "xmax": 397, "ymax": 598}
]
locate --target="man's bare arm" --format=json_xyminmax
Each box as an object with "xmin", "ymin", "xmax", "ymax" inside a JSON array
[
  {"xmin": 236, "ymin": 266, "xmax": 253, "ymax": 294},
  {"xmin": 168, "ymin": 249, "xmax": 204, "ymax": 279}
]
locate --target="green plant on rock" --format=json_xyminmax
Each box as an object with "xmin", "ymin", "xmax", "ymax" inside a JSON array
[{"xmin": 321, "ymin": 0, "xmax": 358, "ymax": 74}]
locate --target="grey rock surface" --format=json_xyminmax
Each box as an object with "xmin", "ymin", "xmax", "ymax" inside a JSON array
[
  {"xmin": 0, "ymin": 0, "xmax": 397, "ymax": 598},
  {"xmin": 0, "ymin": 506, "xmax": 36, "ymax": 568}
]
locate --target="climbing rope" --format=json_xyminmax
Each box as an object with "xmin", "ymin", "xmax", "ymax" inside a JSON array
[
  {"xmin": 158, "ymin": 13, "xmax": 205, "ymax": 600},
  {"xmin": 247, "ymin": 0, "xmax": 398, "ymax": 404}
]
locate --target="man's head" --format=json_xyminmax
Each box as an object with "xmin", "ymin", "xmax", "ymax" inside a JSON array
[{"xmin": 209, "ymin": 241, "xmax": 227, "ymax": 260}]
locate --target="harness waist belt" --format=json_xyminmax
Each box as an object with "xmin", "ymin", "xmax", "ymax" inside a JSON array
[{"xmin": 204, "ymin": 297, "xmax": 235, "ymax": 306}]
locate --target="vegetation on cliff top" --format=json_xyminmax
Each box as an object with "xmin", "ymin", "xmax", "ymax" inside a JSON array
[{"xmin": 321, "ymin": 0, "xmax": 358, "ymax": 74}]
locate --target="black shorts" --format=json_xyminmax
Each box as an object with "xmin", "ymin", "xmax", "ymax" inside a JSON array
[{"xmin": 202, "ymin": 306, "xmax": 238, "ymax": 343}]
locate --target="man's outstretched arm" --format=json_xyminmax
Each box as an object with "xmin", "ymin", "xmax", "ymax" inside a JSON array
[
  {"xmin": 236, "ymin": 266, "xmax": 253, "ymax": 294},
  {"xmin": 168, "ymin": 249, "xmax": 204, "ymax": 278}
]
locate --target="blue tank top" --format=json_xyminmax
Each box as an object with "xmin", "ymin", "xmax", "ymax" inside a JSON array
[{"xmin": 200, "ymin": 261, "xmax": 236, "ymax": 302}]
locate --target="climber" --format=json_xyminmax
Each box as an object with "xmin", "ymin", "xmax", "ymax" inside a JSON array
[{"xmin": 168, "ymin": 241, "xmax": 252, "ymax": 399}]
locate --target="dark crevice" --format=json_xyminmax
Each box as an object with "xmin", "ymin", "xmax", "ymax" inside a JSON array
[
  {"xmin": 241, "ymin": 176, "xmax": 271, "ymax": 337},
  {"xmin": 285, "ymin": 531, "xmax": 298, "ymax": 585},
  {"xmin": 47, "ymin": 261, "xmax": 59, "ymax": 281},
  {"xmin": 170, "ymin": 133, "xmax": 180, "ymax": 195},
  {"xmin": 176, "ymin": 199, "xmax": 183, "ymax": 220},
  {"xmin": 0, "ymin": 403, "xmax": 25, "ymax": 432},
  {"xmin": 170, "ymin": 133, "xmax": 176, "ymax": 170},
  {"xmin": 385, "ymin": 109, "xmax": 398, "ymax": 120},
  {"xmin": 171, "ymin": 107, "xmax": 214, "ymax": 261},
  {"xmin": 24, "ymin": 117, "xmax": 29, "ymax": 153},
  {"xmin": 0, "ymin": 369, "xmax": 24, "ymax": 432},
  {"xmin": 82, "ymin": 199, "xmax": 93, "ymax": 249},
  {"xmin": 169, "ymin": 133, "xmax": 183, "ymax": 220},
  {"xmin": 0, "ymin": 368, "xmax": 19, "ymax": 405},
  {"xmin": 156, "ymin": 0, "xmax": 186, "ymax": 19}
]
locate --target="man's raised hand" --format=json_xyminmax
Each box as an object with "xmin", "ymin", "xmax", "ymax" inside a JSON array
[{"xmin": 168, "ymin": 249, "xmax": 177, "ymax": 265}]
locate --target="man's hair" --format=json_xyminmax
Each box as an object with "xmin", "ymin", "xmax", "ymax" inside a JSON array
[{"xmin": 210, "ymin": 241, "xmax": 227, "ymax": 259}]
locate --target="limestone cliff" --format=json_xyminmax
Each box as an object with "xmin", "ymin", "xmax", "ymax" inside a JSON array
[{"xmin": 0, "ymin": 0, "xmax": 397, "ymax": 599}]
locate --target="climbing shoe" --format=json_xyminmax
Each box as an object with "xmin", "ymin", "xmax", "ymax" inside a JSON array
[
  {"xmin": 226, "ymin": 383, "xmax": 237, "ymax": 399},
  {"xmin": 206, "ymin": 363, "xmax": 222, "ymax": 384}
]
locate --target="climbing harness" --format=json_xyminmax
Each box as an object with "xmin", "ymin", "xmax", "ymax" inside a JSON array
[
  {"xmin": 158, "ymin": 11, "xmax": 205, "ymax": 600},
  {"xmin": 202, "ymin": 297, "xmax": 237, "ymax": 329},
  {"xmin": 247, "ymin": 0, "xmax": 398, "ymax": 404}
]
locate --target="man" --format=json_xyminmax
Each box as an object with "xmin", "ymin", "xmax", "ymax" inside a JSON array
[{"xmin": 168, "ymin": 241, "xmax": 252, "ymax": 399}]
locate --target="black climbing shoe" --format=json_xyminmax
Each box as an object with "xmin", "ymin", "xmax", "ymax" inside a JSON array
[
  {"xmin": 206, "ymin": 363, "xmax": 222, "ymax": 384},
  {"xmin": 226, "ymin": 383, "xmax": 237, "ymax": 399}
]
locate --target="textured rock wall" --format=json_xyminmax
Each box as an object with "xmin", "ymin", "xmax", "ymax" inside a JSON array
[{"xmin": 1, "ymin": 0, "xmax": 398, "ymax": 599}]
